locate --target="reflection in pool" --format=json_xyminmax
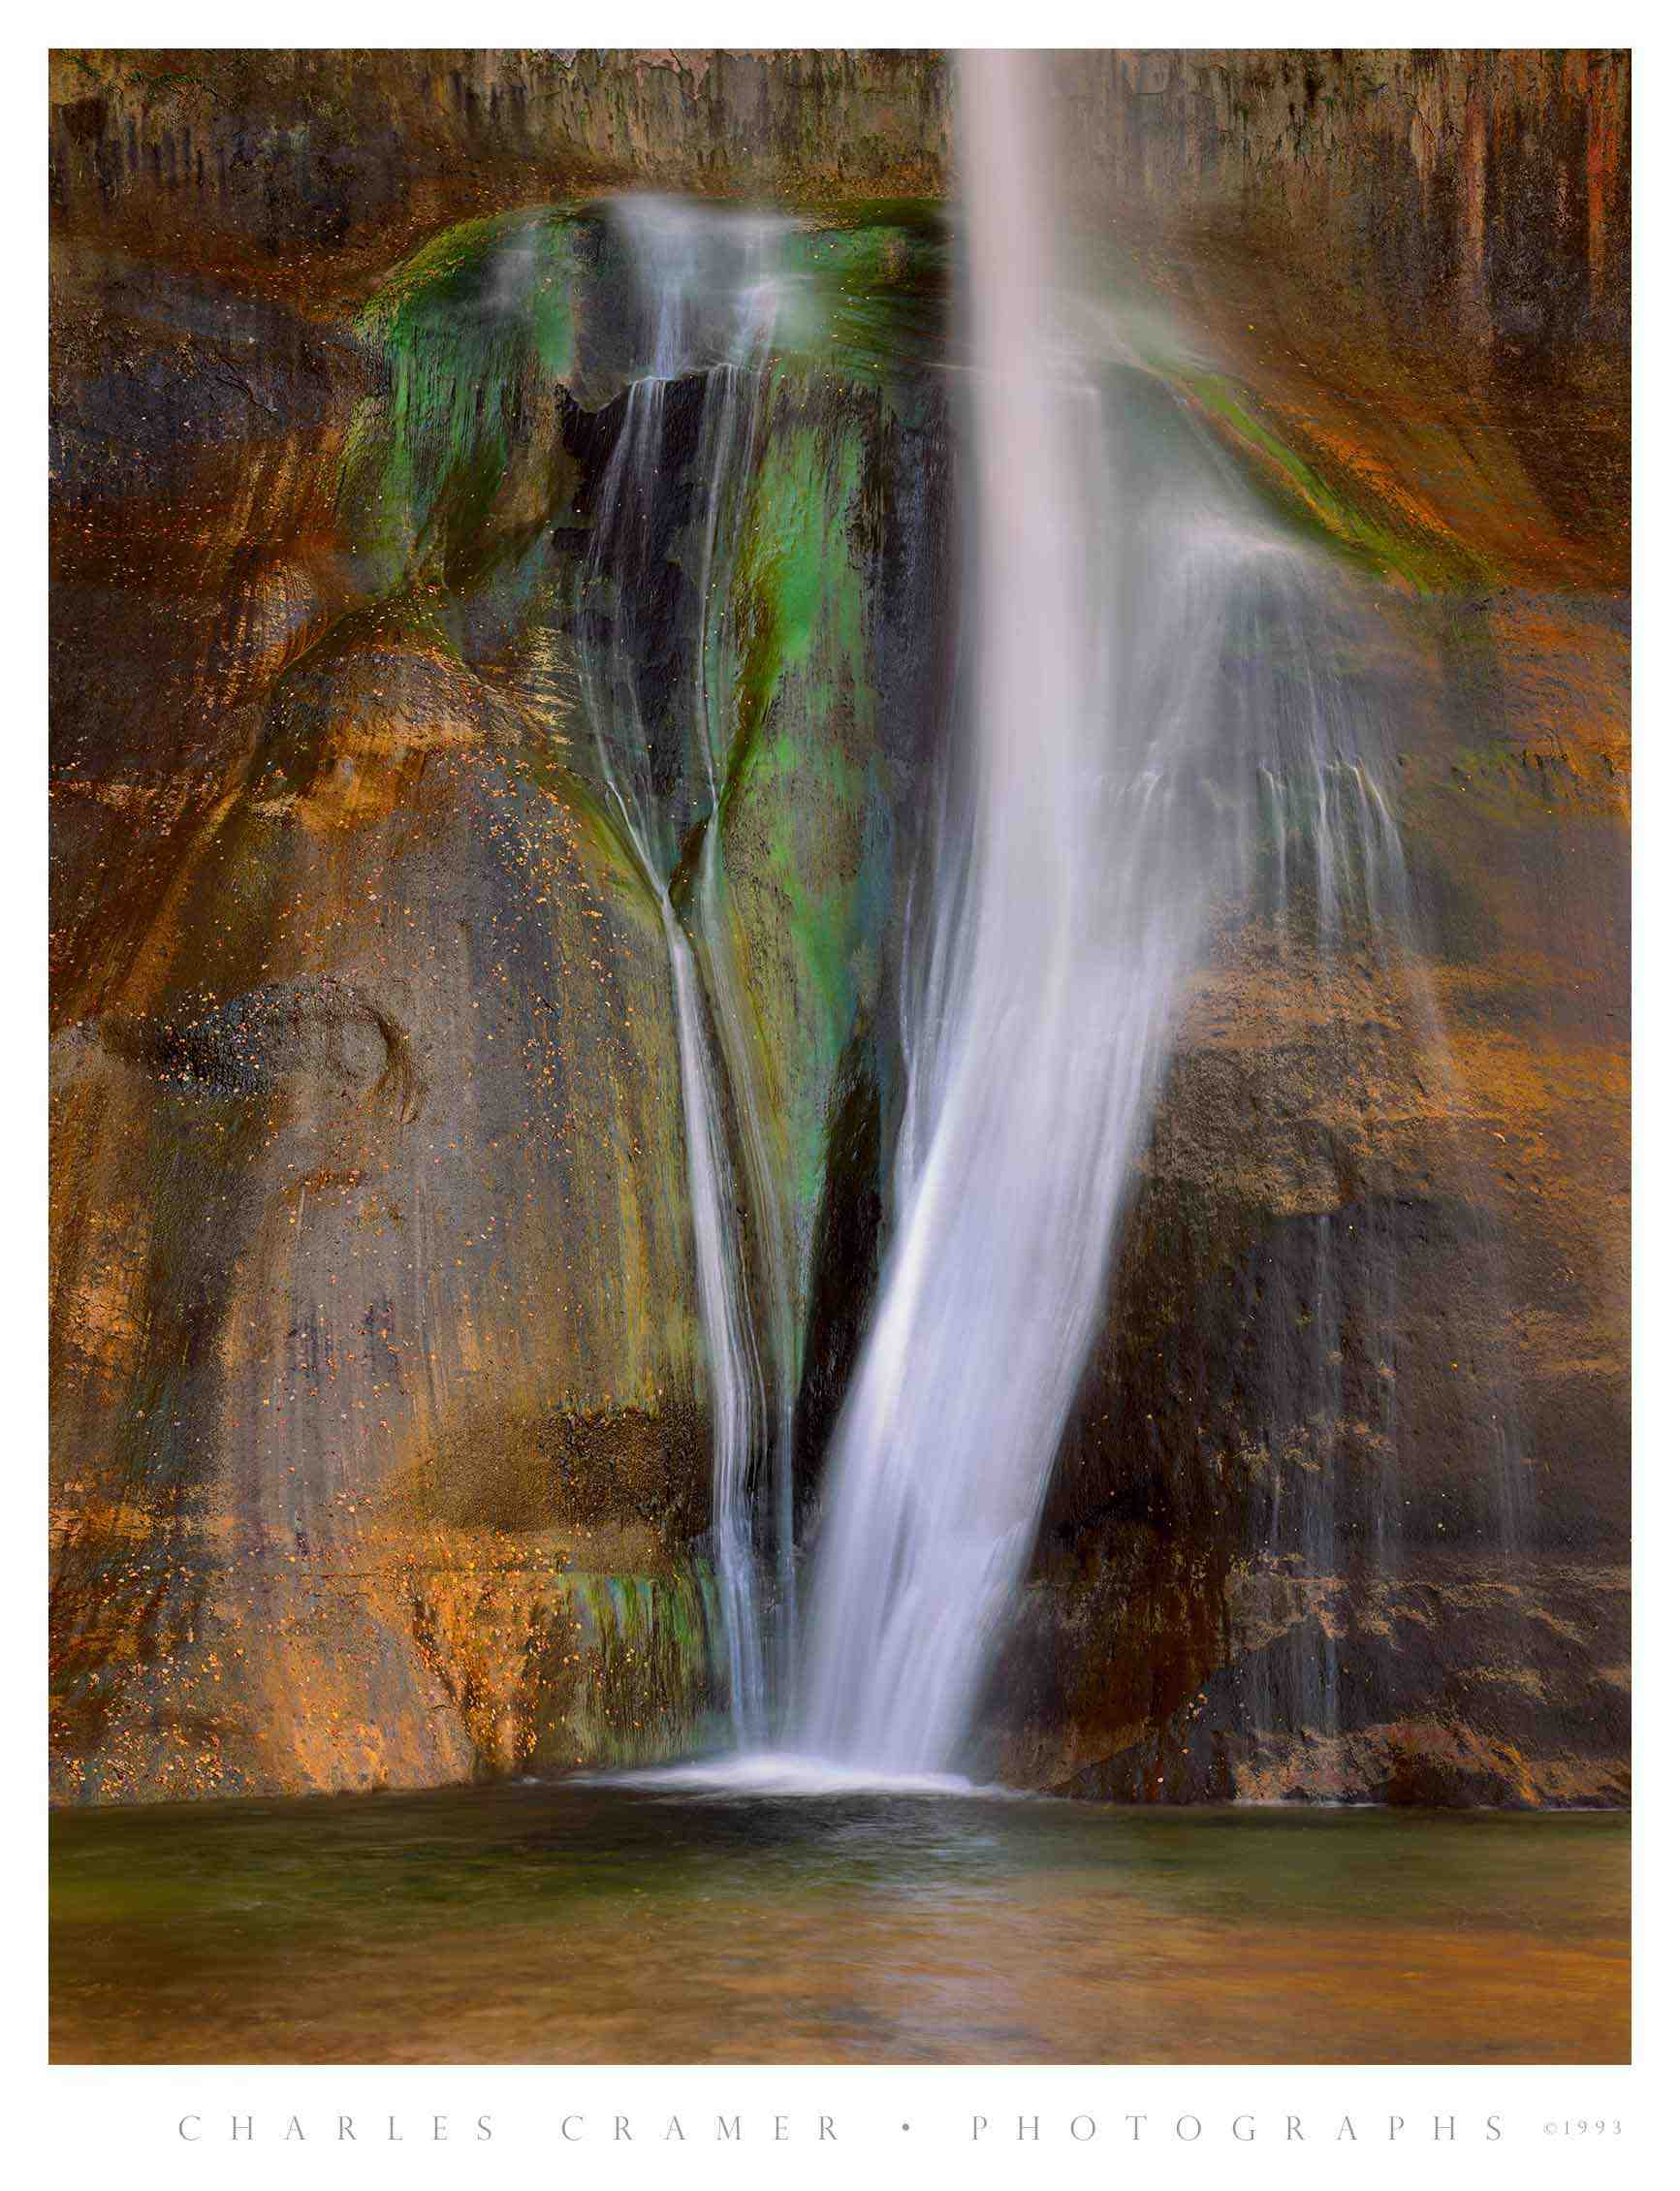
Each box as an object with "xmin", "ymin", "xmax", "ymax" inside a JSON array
[{"xmin": 50, "ymin": 1776, "xmax": 1629, "ymax": 2064}]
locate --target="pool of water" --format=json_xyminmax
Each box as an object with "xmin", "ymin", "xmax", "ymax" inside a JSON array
[{"xmin": 49, "ymin": 1773, "xmax": 1630, "ymax": 2064}]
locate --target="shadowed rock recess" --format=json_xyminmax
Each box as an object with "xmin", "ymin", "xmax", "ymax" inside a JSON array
[{"xmin": 51, "ymin": 49, "xmax": 1628, "ymax": 1805}]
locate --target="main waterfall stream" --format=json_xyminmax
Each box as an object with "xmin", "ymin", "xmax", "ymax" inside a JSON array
[{"xmin": 794, "ymin": 48, "xmax": 1207, "ymax": 1769}]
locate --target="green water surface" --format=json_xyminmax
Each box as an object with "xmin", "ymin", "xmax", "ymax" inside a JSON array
[{"xmin": 50, "ymin": 1782, "xmax": 1629, "ymax": 2065}]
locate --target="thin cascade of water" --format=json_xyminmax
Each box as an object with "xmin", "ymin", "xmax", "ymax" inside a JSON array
[
  {"xmin": 568, "ymin": 197, "xmax": 797, "ymax": 1742},
  {"xmin": 660, "ymin": 899, "xmax": 769, "ymax": 1736},
  {"xmin": 683, "ymin": 343, "xmax": 802, "ymax": 1706},
  {"xmin": 1238, "ymin": 706, "xmax": 1531, "ymax": 1762}
]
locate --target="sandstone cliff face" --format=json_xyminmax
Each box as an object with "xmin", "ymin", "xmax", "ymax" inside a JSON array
[{"xmin": 50, "ymin": 50, "xmax": 1628, "ymax": 1803}]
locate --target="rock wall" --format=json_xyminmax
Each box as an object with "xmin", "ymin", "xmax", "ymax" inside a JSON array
[{"xmin": 50, "ymin": 50, "xmax": 1629, "ymax": 1804}]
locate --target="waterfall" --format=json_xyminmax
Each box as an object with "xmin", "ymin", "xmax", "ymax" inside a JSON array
[
  {"xmin": 660, "ymin": 902, "xmax": 769, "ymax": 1736},
  {"xmin": 558, "ymin": 133, "xmax": 1523, "ymax": 1785},
  {"xmin": 570, "ymin": 199, "xmax": 795, "ymax": 1742},
  {"xmin": 792, "ymin": 49, "xmax": 1521, "ymax": 1776},
  {"xmin": 794, "ymin": 48, "xmax": 1211, "ymax": 1769}
]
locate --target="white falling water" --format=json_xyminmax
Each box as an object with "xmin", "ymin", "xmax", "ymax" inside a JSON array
[
  {"xmin": 795, "ymin": 49, "xmax": 1220, "ymax": 1769},
  {"xmin": 661, "ymin": 900, "xmax": 768, "ymax": 1735},
  {"xmin": 682, "ymin": 287, "xmax": 801, "ymax": 1709},
  {"xmin": 570, "ymin": 198, "xmax": 795, "ymax": 1742}
]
